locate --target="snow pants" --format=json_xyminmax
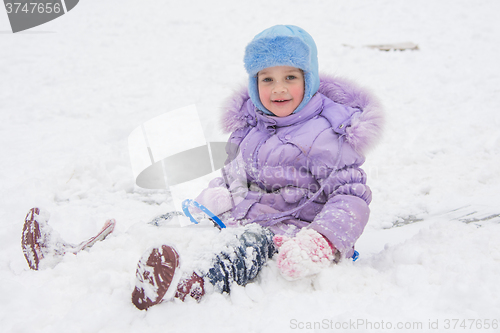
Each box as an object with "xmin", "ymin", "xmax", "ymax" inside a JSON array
[{"xmin": 204, "ymin": 225, "xmax": 276, "ymax": 293}]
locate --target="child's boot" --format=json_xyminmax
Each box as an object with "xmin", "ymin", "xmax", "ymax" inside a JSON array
[
  {"xmin": 22, "ymin": 207, "xmax": 69, "ymax": 270},
  {"xmin": 175, "ymin": 272, "xmax": 205, "ymax": 302},
  {"xmin": 131, "ymin": 245, "xmax": 180, "ymax": 310},
  {"xmin": 131, "ymin": 245, "xmax": 206, "ymax": 310},
  {"xmin": 21, "ymin": 207, "xmax": 116, "ymax": 270}
]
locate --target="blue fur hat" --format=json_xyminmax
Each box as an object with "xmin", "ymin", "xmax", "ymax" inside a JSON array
[{"xmin": 244, "ymin": 25, "xmax": 320, "ymax": 115}]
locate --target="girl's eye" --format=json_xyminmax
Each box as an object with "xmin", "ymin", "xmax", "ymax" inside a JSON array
[
  {"xmin": 262, "ymin": 78, "xmax": 272, "ymax": 82},
  {"xmin": 287, "ymin": 75, "xmax": 297, "ymax": 80}
]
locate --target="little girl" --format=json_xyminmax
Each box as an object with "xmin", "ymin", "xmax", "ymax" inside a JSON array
[{"xmin": 22, "ymin": 25, "xmax": 384, "ymax": 310}]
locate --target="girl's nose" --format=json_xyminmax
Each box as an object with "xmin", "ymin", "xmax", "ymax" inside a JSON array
[{"xmin": 273, "ymin": 83, "xmax": 286, "ymax": 94}]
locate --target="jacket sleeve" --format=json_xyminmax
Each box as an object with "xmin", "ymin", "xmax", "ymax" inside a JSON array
[
  {"xmin": 194, "ymin": 125, "xmax": 252, "ymax": 214},
  {"xmin": 306, "ymin": 129, "xmax": 372, "ymax": 258}
]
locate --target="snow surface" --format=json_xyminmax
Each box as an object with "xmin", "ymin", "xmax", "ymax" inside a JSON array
[{"xmin": 1, "ymin": 1, "xmax": 500, "ymax": 332}]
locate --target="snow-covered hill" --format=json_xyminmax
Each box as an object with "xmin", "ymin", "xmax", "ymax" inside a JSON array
[{"xmin": 1, "ymin": 1, "xmax": 500, "ymax": 332}]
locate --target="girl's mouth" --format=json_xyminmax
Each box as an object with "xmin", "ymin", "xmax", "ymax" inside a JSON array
[{"xmin": 272, "ymin": 99, "xmax": 290, "ymax": 103}]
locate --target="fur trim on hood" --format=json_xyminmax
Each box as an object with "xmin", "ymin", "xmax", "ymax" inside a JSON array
[{"xmin": 220, "ymin": 74, "xmax": 384, "ymax": 155}]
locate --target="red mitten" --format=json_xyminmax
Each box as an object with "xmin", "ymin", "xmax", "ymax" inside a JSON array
[{"xmin": 275, "ymin": 229, "xmax": 336, "ymax": 281}]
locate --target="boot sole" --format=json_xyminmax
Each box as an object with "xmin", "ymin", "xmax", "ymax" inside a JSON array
[
  {"xmin": 132, "ymin": 245, "xmax": 180, "ymax": 310},
  {"xmin": 21, "ymin": 208, "xmax": 44, "ymax": 270}
]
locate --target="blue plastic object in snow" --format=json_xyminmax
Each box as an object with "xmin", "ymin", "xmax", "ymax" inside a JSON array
[
  {"xmin": 352, "ymin": 250, "xmax": 360, "ymax": 262},
  {"xmin": 182, "ymin": 199, "xmax": 226, "ymax": 229}
]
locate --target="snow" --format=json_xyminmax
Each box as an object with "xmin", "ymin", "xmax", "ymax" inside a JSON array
[{"xmin": 1, "ymin": 0, "xmax": 500, "ymax": 332}]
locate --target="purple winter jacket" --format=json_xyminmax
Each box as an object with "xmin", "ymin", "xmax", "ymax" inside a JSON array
[{"xmin": 212, "ymin": 74, "xmax": 384, "ymax": 258}]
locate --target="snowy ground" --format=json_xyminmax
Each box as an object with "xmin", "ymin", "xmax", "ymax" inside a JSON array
[{"xmin": 1, "ymin": 1, "xmax": 500, "ymax": 332}]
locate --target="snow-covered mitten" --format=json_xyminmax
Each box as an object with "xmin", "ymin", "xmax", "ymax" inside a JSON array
[
  {"xmin": 194, "ymin": 186, "xmax": 232, "ymax": 216},
  {"xmin": 275, "ymin": 229, "xmax": 336, "ymax": 281}
]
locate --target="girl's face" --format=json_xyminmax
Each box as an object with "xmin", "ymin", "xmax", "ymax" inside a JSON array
[{"xmin": 257, "ymin": 66, "xmax": 305, "ymax": 117}]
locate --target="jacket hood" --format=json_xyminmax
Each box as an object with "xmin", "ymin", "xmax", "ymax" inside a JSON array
[
  {"xmin": 220, "ymin": 74, "xmax": 385, "ymax": 155},
  {"xmin": 244, "ymin": 25, "xmax": 320, "ymax": 115}
]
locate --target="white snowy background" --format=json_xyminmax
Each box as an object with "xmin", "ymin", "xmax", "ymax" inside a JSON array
[{"xmin": 1, "ymin": 1, "xmax": 500, "ymax": 332}]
